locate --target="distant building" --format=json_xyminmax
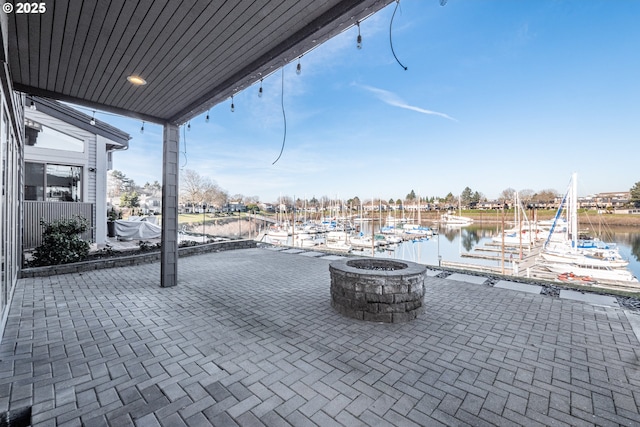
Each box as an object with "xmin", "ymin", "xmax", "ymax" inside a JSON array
[
  {"xmin": 139, "ymin": 193, "xmax": 162, "ymax": 215},
  {"xmin": 224, "ymin": 201, "xmax": 247, "ymax": 212},
  {"xmin": 259, "ymin": 203, "xmax": 275, "ymax": 213},
  {"xmin": 579, "ymin": 192, "xmax": 630, "ymax": 209}
]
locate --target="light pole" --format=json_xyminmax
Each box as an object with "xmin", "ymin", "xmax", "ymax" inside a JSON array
[
  {"xmin": 202, "ymin": 204, "xmax": 206, "ymax": 241},
  {"xmin": 437, "ymin": 224, "xmax": 441, "ymax": 267}
]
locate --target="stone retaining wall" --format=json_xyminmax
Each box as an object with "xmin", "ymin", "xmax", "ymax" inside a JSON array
[
  {"xmin": 329, "ymin": 258, "xmax": 427, "ymax": 323},
  {"xmin": 19, "ymin": 239, "xmax": 256, "ymax": 278}
]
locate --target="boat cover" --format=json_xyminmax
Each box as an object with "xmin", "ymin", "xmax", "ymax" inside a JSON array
[{"xmin": 114, "ymin": 219, "xmax": 162, "ymax": 239}]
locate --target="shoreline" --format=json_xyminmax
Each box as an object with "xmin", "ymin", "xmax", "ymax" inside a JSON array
[{"xmin": 411, "ymin": 211, "xmax": 640, "ymax": 227}]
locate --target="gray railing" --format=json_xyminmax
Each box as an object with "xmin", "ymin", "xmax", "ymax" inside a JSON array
[{"xmin": 23, "ymin": 201, "xmax": 94, "ymax": 249}]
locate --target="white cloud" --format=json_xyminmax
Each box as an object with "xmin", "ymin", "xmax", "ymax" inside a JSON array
[{"xmin": 357, "ymin": 84, "xmax": 458, "ymax": 121}]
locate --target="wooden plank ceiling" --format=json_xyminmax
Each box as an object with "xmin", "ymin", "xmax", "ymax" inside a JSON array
[{"xmin": 9, "ymin": 0, "xmax": 394, "ymax": 125}]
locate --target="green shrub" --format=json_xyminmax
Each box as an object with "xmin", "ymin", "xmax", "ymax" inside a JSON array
[
  {"xmin": 29, "ymin": 216, "xmax": 90, "ymax": 266},
  {"xmin": 107, "ymin": 207, "xmax": 122, "ymax": 221}
]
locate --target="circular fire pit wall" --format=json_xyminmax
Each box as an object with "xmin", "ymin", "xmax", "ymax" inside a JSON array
[{"xmin": 329, "ymin": 258, "xmax": 427, "ymax": 323}]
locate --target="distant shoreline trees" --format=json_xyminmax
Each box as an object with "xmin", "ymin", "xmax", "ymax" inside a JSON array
[{"xmin": 110, "ymin": 168, "xmax": 639, "ymax": 212}]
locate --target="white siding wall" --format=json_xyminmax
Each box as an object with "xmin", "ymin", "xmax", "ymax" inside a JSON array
[
  {"xmin": 23, "ymin": 109, "xmax": 99, "ymax": 242},
  {"xmin": 24, "ymin": 110, "xmax": 95, "ymax": 204}
]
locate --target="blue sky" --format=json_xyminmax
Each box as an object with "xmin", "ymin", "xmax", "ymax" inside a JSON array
[{"xmin": 89, "ymin": 0, "xmax": 640, "ymax": 203}]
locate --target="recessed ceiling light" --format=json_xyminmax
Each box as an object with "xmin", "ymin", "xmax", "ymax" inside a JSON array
[{"xmin": 127, "ymin": 75, "xmax": 147, "ymax": 86}]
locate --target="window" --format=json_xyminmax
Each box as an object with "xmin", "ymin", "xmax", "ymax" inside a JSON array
[
  {"xmin": 24, "ymin": 162, "xmax": 44, "ymax": 201},
  {"xmin": 25, "ymin": 121, "xmax": 84, "ymax": 152},
  {"xmin": 25, "ymin": 162, "xmax": 82, "ymax": 202}
]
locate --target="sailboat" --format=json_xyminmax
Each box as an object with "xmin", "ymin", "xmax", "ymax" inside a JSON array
[
  {"xmin": 492, "ymin": 191, "xmax": 551, "ymax": 247},
  {"xmin": 440, "ymin": 195, "xmax": 473, "ymax": 226},
  {"xmin": 267, "ymin": 197, "xmax": 291, "ymax": 239},
  {"xmin": 401, "ymin": 194, "xmax": 432, "ymax": 237},
  {"xmin": 539, "ymin": 173, "xmax": 637, "ymax": 284}
]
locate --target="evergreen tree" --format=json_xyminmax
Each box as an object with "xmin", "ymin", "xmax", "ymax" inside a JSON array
[
  {"xmin": 120, "ymin": 191, "xmax": 140, "ymax": 208},
  {"xmin": 460, "ymin": 187, "xmax": 473, "ymax": 206},
  {"xmin": 630, "ymin": 182, "xmax": 640, "ymax": 208}
]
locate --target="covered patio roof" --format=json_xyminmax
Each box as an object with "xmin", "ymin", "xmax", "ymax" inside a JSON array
[
  {"xmin": 9, "ymin": 0, "xmax": 395, "ymax": 125},
  {"xmin": 8, "ymin": 0, "xmax": 399, "ymax": 287}
]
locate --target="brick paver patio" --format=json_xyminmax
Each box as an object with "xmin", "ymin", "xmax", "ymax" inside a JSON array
[{"xmin": 1, "ymin": 247, "xmax": 640, "ymax": 426}]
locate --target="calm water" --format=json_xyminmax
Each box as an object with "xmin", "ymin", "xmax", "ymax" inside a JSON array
[{"xmin": 357, "ymin": 222, "xmax": 640, "ymax": 279}]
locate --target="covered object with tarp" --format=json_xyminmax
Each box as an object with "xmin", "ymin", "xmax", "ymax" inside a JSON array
[{"xmin": 114, "ymin": 219, "xmax": 162, "ymax": 239}]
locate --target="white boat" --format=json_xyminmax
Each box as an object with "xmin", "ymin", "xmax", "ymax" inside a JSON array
[
  {"xmin": 493, "ymin": 193, "xmax": 553, "ymax": 246},
  {"xmin": 538, "ymin": 217, "xmax": 568, "ymax": 232},
  {"xmin": 380, "ymin": 225, "xmax": 403, "ymax": 235},
  {"xmin": 325, "ymin": 241, "xmax": 352, "ymax": 252},
  {"xmin": 402, "ymin": 223, "xmax": 433, "ymax": 236},
  {"xmin": 293, "ymin": 231, "xmax": 313, "ymax": 240},
  {"xmin": 267, "ymin": 228, "xmax": 289, "ymax": 238},
  {"xmin": 326, "ymin": 231, "xmax": 348, "ymax": 241},
  {"xmin": 541, "ymin": 243, "xmax": 629, "ymax": 267},
  {"xmin": 544, "ymin": 262, "xmax": 638, "ymax": 284},
  {"xmin": 349, "ymin": 235, "xmax": 380, "ymax": 248},
  {"xmin": 493, "ymin": 228, "xmax": 546, "ymax": 246},
  {"xmin": 325, "ymin": 231, "xmax": 352, "ymax": 252},
  {"xmin": 295, "ymin": 236, "xmax": 321, "ymax": 247},
  {"xmin": 439, "ymin": 194, "xmax": 474, "ymax": 226},
  {"xmin": 384, "ymin": 234, "xmax": 402, "ymax": 244},
  {"xmin": 440, "ymin": 213, "xmax": 474, "ymax": 226},
  {"xmin": 385, "ymin": 215, "xmax": 407, "ymax": 226},
  {"xmin": 538, "ymin": 173, "xmax": 636, "ymax": 285},
  {"xmin": 541, "ymin": 173, "xmax": 629, "ymax": 269}
]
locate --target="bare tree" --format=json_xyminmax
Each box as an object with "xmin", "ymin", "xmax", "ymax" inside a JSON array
[
  {"xmin": 180, "ymin": 169, "xmax": 227, "ymax": 208},
  {"xmin": 532, "ymin": 189, "xmax": 558, "ymax": 206},
  {"xmin": 245, "ymin": 195, "xmax": 260, "ymax": 204},
  {"xmin": 499, "ymin": 187, "xmax": 516, "ymax": 202},
  {"xmin": 518, "ymin": 189, "xmax": 534, "ymax": 206}
]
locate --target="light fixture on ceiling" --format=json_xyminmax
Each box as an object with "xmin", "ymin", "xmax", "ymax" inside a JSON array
[
  {"xmin": 127, "ymin": 75, "xmax": 147, "ymax": 86},
  {"xmin": 29, "ymin": 100, "xmax": 36, "ymax": 110},
  {"xmin": 206, "ymin": 109, "xmax": 210, "ymax": 123},
  {"xmin": 296, "ymin": 58, "xmax": 302, "ymax": 75},
  {"xmin": 258, "ymin": 79, "xmax": 263, "ymax": 98},
  {"xmin": 140, "ymin": 121, "xmax": 145, "ymax": 134},
  {"xmin": 90, "ymin": 110, "xmax": 96, "ymax": 126},
  {"xmin": 357, "ymin": 22, "xmax": 362, "ymax": 49},
  {"xmin": 230, "ymin": 96, "xmax": 235, "ymax": 112}
]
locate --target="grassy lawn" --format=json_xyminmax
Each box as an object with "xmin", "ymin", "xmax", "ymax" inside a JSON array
[{"xmin": 177, "ymin": 213, "xmax": 209, "ymax": 224}]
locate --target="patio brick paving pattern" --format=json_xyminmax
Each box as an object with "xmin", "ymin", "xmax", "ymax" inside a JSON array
[{"xmin": 1, "ymin": 247, "xmax": 639, "ymax": 426}]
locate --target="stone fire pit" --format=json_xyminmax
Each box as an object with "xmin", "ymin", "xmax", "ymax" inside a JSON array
[{"xmin": 329, "ymin": 258, "xmax": 427, "ymax": 323}]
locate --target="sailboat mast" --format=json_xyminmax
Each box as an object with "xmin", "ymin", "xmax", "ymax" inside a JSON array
[{"xmin": 571, "ymin": 172, "xmax": 578, "ymax": 251}]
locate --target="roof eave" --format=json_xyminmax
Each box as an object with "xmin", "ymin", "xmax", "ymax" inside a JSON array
[{"xmin": 27, "ymin": 95, "xmax": 131, "ymax": 149}]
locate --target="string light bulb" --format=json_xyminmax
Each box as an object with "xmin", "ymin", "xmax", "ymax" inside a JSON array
[
  {"xmin": 90, "ymin": 110, "xmax": 96, "ymax": 125},
  {"xmin": 296, "ymin": 58, "xmax": 302, "ymax": 75},
  {"xmin": 206, "ymin": 109, "xmax": 210, "ymax": 123},
  {"xmin": 140, "ymin": 121, "xmax": 145, "ymax": 134},
  {"xmin": 230, "ymin": 96, "xmax": 235, "ymax": 112},
  {"xmin": 357, "ymin": 22, "xmax": 362, "ymax": 49},
  {"xmin": 187, "ymin": 121, "xmax": 191, "ymax": 131},
  {"xmin": 258, "ymin": 79, "xmax": 263, "ymax": 98},
  {"xmin": 30, "ymin": 100, "xmax": 36, "ymax": 110}
]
